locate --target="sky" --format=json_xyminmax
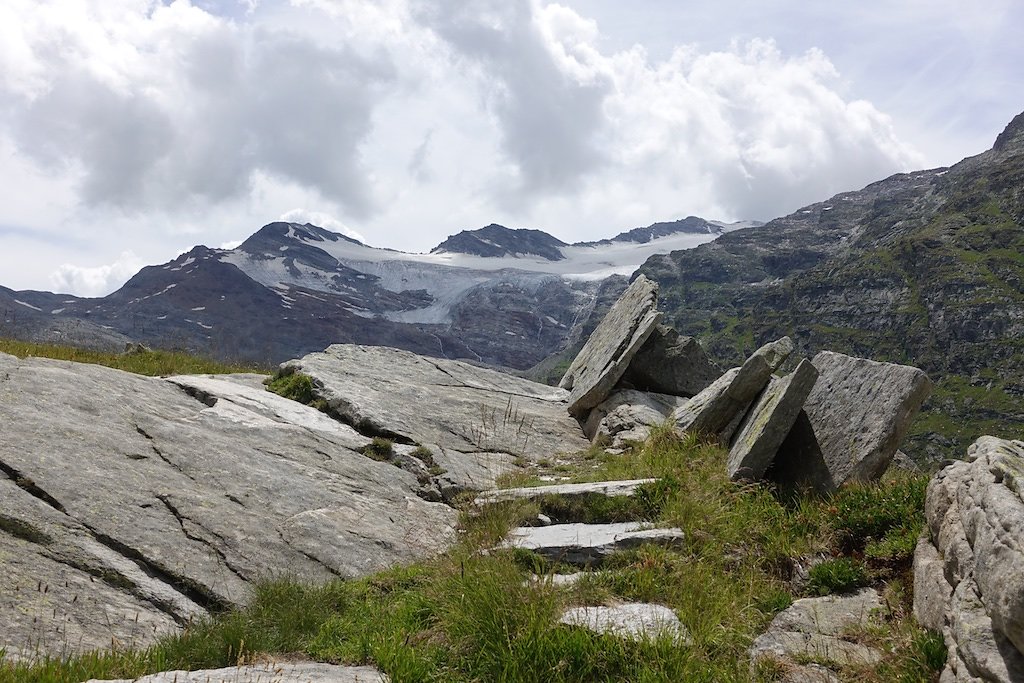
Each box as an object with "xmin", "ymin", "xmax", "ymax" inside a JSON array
[{"xmin": 1, "ymin": 0, "xmax": 1021, "ymax": 296}]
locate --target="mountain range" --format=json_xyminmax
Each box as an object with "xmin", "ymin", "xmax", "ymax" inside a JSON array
[
  {"xmin": 638, "ymin": 110, "xmax": 1024, "ymax": 463},
  {"xmin": 4, "ymin": 110, "xmax": 1023, "ymax": 466},
  {"xmin": 0, "ymin": 216, "xmax": 752, "ymax": 369}
]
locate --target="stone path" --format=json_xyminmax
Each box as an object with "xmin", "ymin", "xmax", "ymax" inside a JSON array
[
  {"xmin": 85, "ymin": 663, "xmax": 387, "ymax": 682},
  {"xmin": 480, "ymin": 475, "xmax": 687, "ymax": 642}
]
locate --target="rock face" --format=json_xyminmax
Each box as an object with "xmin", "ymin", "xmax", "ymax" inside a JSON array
[
  {"xmin": 284, "ymin": 344, "xmax": 589, "ymax": 465},
  {"xmin": 558, "ymin": 275, "xmax": 662, "ymax": 417},
  {"xmin": 750, "ymin": 588, "xmax": 886, "ymax": 673},
  {"xmin": 581, "ymin": 389, "xmax": 687, "ymax": 447},
  {"xmin": 85, "ymin": 663, "xmax": 388, "ymax": 683},
  {"xmin": 0, "ymin": 353, "xmax": 457, "ymax": 660},
  {"xmin": 500, "ymin": 522, "xmax": 685, "ymax": 566},
  {"xmin": 770, "ymin": 351, "xmax": 932, "ymax": 491},
  {"xmin": 916, "ymin": 436, "xmax": 1024, "ymax": 682},
  {"xmin": 618, "ymin": 325, "xmax": 721, "ymax": 397},
  {"xmin": 728, "ymin": 359, "xmax": 818, "ymax": 481},
  {"xmin": 559, "ymin": 603, "xmax": 690, "ymax": 643}
]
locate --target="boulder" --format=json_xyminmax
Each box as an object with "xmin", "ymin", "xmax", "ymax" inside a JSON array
[
  {"xmin": 753, "ymin": 336, "xmax": 796, "ymax": 373},
  {"xmin": 559, "ymin": 603, "xmax": 691, "ymax": 643},
  {"xmin": 750, "ymin": 588, "xmax": 886, "ymax": 670},
  {"xmin": 582, "ymin": 389, "xmax": 687, "ymax": 447},
  {"xmin": 283, "ymin": 344, "xmax": 589, "ymax": 463},
  {"xmin": 0, "ymin": 356, "xmax": 457, "ymax": 660},
  {"xmin": 474, "ymin": 478, "xmax": 657, "ymax": 506},
  {"xmin": 673, "ymin": 351, "xmax": 773, "ymax": 438},
  {"xmin": 500, "ymin": 522, "xmax": 685, "ymax": 566},
  {"xmin": 558, "ymin": 275, "xmax": 662, "ymax": 417},
  {"xmin": 728, "ymin": 359, "xmax": 818, "ymax": 481},
  {"xmin": 617, "ymin": 325, "xmax": 721, "ymax": 397},
  {"xmin": 770, "ymin": 351, "xmax": 932, "ymax": 492},
  {"xmin": 918, "ymin": 436, "xmax": 1024, "ymax": 681},
  {"xmin": 84, "ymin": 663, "xmax": 388, "ymax": 682}
]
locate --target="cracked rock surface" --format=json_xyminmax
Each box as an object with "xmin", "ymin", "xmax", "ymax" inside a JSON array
[
  {"xmin": 284, "ymin": 344, "xmax": 589, "ymax": 461},
  {"xmin": 0, "ymin": 353, "xmax": 457, "ymax": 660}
]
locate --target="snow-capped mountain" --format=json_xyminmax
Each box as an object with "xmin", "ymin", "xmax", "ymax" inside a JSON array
[{"xmin": 0, "ymin": 216, "xmax": 752, "ymax": 368}]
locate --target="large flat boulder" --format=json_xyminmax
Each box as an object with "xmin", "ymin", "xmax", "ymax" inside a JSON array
[
  {"xmin": 617, "ymin": 325, "xmax": 721, "ymax": 397},
  {"xmin": 727, "ymin": 359, "xmax": 818, "ymax": 481},
  {"xmin": 558, "ymin": 275, "xmax": 661, "ymax": 417},
  {"xmin": 770, "ymin": 351, "xmax": 932, "ymax": 491},
  {"xmin": 284, "ymin": 344, "xmax": 589, "ymax": 461},
  {"xmin": 0, "ymin": 354, "xmax": 457, "ymax": 660},
  {"xmin": 918, "ymin": 436, "xmax": 1024, "ymax": 681},
  {"xmin": 500, "ymin": 522, "xmax": 685, "ymax": 566},
  {"xmin": 673, "ymin": 355, "xmax": 772, "ymax": 439}
]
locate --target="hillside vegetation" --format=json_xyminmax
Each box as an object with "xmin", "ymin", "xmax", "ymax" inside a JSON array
[
  {"xmin": 1, "ymin": 426, "xmax": 943, "ymax": 682},
  {"xmin": 0, "ymin": 338, "xmax": 263, "ymax": 376}
]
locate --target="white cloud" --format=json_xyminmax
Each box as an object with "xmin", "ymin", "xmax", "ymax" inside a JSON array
[
  {"xmin": 279, "ymin": 208, "xmax": 367, "ymax": 244},
  {"xmin": 1, "ymin": 0, "xmax": 1018, "ymax": 291},
  {"xmin": 50, "ymin": 250, "xmax": 146, "ymax": 297}
]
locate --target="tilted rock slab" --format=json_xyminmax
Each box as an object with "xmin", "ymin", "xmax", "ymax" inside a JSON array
[
  {"xmin": 474, "ymin": 478, "xmax": 657, "ymax": 506},
  {"xmin": 559, "ymin": 603, "xmax": 691, "ymax": 643},
  {"xmin": 0, "ymin": 353, "xmax": 457, "ymax": 660},
  {"xmin": 672, "ymin": 336, "xmax": 792, "ymax": 441},
  {"xmin": 500, "ymin": 522, "xmax": 684, "ymax": 566},
  {"xmin": 558, "ymin": 275, "xmax": 661, "ymax": 417},
  {"xmin": 750, "ymin": 588, "xmax": 885, "ymax": 671},
  {"xmin": 617, "ymin": 324, "xmax": 721, "ymax": 397},
  {"xmin": 770, "ymin": 351, "xmax": 932, "ymax": 492},
  {"xmin": 284, "ymin": 345, "xmax": 589, "ymax": 466},
  {"xmin": 728, "ymin": 359, "xmax": 818, "ymax": 481},
  {"xmin": 673, "ymin": 354, "xmax": 772, "ymax": 439},
  {"xmin": 915, "ymin": 436, "xmax": 1024, "ymax": 682},
  {"xmin": 84, "ymin": 663, "xmax": 388, "ymax": 683},
  {"xmin": 582, "ymin": 389, "xmax": 688, "ymax": 448}
]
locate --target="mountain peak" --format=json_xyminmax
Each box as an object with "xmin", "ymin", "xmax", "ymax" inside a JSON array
[
  {"xmin": 993, "ymin": 110, "xmax": 1024, "ymax": 154},
  {"xmin": 430, "ymin": 224, "xmax": 568, "ymax": 261}
]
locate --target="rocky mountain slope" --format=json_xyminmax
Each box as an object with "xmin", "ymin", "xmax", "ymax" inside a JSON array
[
  {"xmin": 0, "ymin": 217, "xmax": 743, "ymax": 369},
  {"xmin": 637, "ymin": 110, "xmax": 1024, "ymax": 464}
]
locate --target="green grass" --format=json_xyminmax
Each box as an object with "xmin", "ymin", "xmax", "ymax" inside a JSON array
[
  {"xmin": 0, "ymin": 338, "xmax": 261, "ymax": 376},
  {"xmin": 0, "ymin": 424, "xmax": 943, "ymax": 683},
  {"xmin": 807, "ymin": 558, "xmax": 868, "ymax": 596}
]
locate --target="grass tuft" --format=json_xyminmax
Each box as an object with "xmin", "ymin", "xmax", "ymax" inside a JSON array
[{"xmin": 0, "ymin": 338, "xmax": 260, "ymax": 376}]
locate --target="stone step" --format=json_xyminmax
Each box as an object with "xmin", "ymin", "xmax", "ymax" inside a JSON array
[
  {"xmin": 559, "ymin": 603, "xmax": 691, "ymax": 644},
  {"xmin": 500, "ymin": 522, "xmax": 684, "ymax": 566},
  {"xmin": 83, "ymin": 662, "xmax": 388, "ymax": 682},
  {"xmin": 474, "ymin": 478, "xmax": 657, "ymax": 506}
]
